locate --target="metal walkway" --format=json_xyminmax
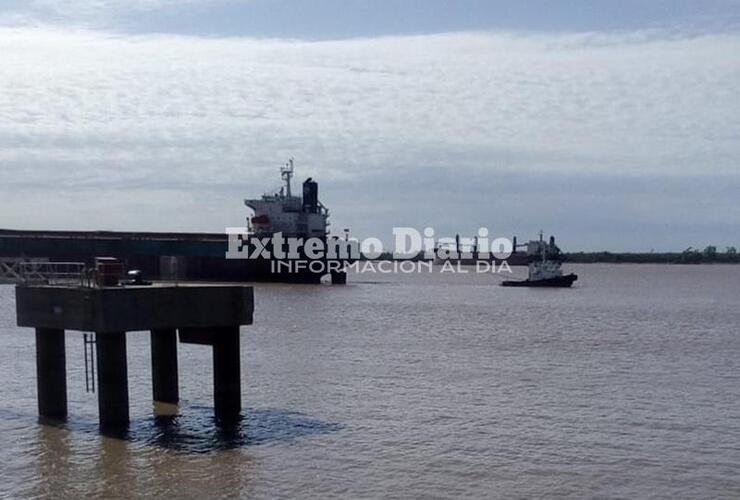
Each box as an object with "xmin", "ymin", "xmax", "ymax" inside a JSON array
[{"xmin": 0, "ymin": 259, "xmax": 85, "ymax": 285}]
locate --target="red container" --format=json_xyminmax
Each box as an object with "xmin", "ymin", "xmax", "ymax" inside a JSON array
[{"xmin": 95, "ymin": 257, "xmax": 124, "ymax": 287}]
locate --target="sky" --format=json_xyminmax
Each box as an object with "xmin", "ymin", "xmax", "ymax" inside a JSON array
[{"xmin": 0, "ymin": 1, "xmax": 739, "ymax": 251}]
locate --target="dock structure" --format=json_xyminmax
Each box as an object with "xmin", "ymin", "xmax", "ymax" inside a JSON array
[
  {"xmin": 0, "ymin": 229, "xmax": 352, "ymax": 284},
  {"xmin": 15, "ymin": 284, "xmax": 254, "ymax": 428}
]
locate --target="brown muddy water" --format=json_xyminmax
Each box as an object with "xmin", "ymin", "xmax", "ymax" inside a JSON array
[{"xmin": 1, "ymin": 264, "xmax": 740, "ymax": 498}]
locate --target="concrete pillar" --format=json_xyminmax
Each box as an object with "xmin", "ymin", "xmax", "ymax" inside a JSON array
[
  {"xmin": 151, "ymin": 328, "xmax": 179, "ymax": 416},
  {"xmin": 212, "ymin": 326, "xmax": 241, "ymax": 426},
  {"xmin": 35, "ymin": 328, "xmax": 67, "ymax": 419},
  {"xmin": 96, "ymin": 332, "xmax": 129, "ymax": 427}
]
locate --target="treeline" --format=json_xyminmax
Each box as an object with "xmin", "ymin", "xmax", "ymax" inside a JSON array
[
  {"xmin": 563, "ymin": 246, "xmax": 740, "ymax": 264},
  {"xmin": 361, "ymin": 247, "xmax": 740, "ymax": 264}
]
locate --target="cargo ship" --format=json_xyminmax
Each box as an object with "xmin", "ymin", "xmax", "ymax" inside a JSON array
[
  {"xmin": 433, "ymin": 233, "xmax": 529, "ymax": 266},
  {"xmin": 241, "ymin": 159, "xmax": 347, "ymax": 284},
  {"xmin": 0, "ymin": 160, "xmax": 346, "ymax": 284}
]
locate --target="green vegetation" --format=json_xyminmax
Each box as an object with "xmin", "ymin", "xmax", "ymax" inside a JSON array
[
  {"xmin": 563, "ymin": 246, "xmax": 740, "ymax": 264},
  {"xmin": 365, "ymin": 247, "xmax": 740, "ymax": 264}
]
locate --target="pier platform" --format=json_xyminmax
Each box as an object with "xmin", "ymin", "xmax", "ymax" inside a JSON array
[{"xmin": 15, "ymin": 284, "xmax": 254, "ymax": 428}]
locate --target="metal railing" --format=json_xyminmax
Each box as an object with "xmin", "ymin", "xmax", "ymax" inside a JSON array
[
  {"xmin": 0, "ymin": 258, "xmax": 27, "ymax": 283},
  {"xmin": 20, "ymin": 262, "xmax": 87, "ymax": 286}
]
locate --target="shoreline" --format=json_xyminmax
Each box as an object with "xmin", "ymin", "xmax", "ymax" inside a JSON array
[{"xmin": 562, "ymin": 252, "xmax": 740, "ymax": 265}]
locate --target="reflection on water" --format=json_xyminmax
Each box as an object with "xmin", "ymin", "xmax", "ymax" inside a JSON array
[
  {"xmin": 23, "ymin": 406, "xmax": 341, "ymax": 498},
  {"xmin": 30, "ymin": 406, "xmax": 342, "ymax": 452},
  {"xmin": 144, "ymin": 406, "xmax": 343, "ymax": 452},
  {"xmin": 2, "ymin": 265, "xmax": 740, "ymax": 498}
]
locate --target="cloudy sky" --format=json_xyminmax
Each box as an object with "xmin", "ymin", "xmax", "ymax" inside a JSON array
[{"xmin": 1, "ymin": 1, "xmax": 739, "ymax": 250}]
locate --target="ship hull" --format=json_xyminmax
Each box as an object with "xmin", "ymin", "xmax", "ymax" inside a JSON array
[{"xmin": 501, "ymin": 273, "xmax": 578, "ymax": 288}]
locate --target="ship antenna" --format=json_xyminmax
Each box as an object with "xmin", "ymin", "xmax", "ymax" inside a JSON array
[{"xmin": 281, "ymin": 158, "xmax": 294, "ymax": 198}]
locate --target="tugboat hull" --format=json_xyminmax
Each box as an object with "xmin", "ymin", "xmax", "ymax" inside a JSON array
[{"xmin": 501, "ymin": 273, "xmax": 578, "ymax": 288}]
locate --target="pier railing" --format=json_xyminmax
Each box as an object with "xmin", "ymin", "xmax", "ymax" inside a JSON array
[{"xmin": 19, "ymin": 262, "xmax": 87, "ymax": 286}]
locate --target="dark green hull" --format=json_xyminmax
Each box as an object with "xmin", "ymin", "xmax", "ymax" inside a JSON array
[
  {"xmin": 0, "ymin": 229, "xmax": 330, "ymax": 283},
  {"xmin": 501, "ymin": 273, "xmax": 578, "ymax": 288}
]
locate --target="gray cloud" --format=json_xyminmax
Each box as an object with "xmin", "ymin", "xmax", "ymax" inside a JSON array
[
  {"xmin": 0, "ymin": 0, "xmax": 233, "ymax": 26},
  {"xmin": 0, "ymin": 27, "xmax": 738, "ymax": 249}
]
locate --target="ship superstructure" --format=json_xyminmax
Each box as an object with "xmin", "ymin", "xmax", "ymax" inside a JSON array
[
  {"xmin": 502, "ymin": 232, "xmax": 578, "ymax": 287},
  {"xmin": 244, "ymin": 159, "xmax": 329, "ymax": 238}
]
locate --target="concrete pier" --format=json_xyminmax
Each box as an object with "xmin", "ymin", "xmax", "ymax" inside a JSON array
[
  {"xmin": 96, "ymin": 332, "xmax": 129, "ymax": 427},
  {"xmin": 16, "ymin": 284, "xmax": 254, "ymax": 429},
  {"xmin": 212, "ymin": 326, "xmax": 241, "ymax": 425},
  {"xmin": 35, "ymin": 328, "xmax": 67, "ymax": 419},
  {"xmin": 151, "ymin": 328, "xmax": 179, "ymax": 411}
]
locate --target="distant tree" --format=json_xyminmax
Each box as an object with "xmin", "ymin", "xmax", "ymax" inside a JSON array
[
  {"xmin": 727, "ymin": 246, "xmax": 737, "ymax": 255},
  {"xmin": 680, "ymin": 247, "xmax": 702, "ymax": 264},
  {"xmin": 703, "ymin": 245, "xmax": 717, "ymax": 257}
]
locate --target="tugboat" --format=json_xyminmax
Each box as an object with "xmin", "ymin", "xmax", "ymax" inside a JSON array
[{"xmin": 501, "ymin": 232, "xmax": 577, "ymax": 288}]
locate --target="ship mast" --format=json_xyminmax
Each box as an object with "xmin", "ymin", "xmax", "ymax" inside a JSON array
[
  {"xmin": 540, "ymin": 230, "xmax": 545, "ymax": 262},
  {"xmin": 281, "ymin": 158, "xmax": 295, "ymax": 198}
]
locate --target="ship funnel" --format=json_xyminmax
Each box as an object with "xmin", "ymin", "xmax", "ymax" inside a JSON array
[{"xmin": 302, "ymin": 178, "xmax": 319, "ymax": 213}]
